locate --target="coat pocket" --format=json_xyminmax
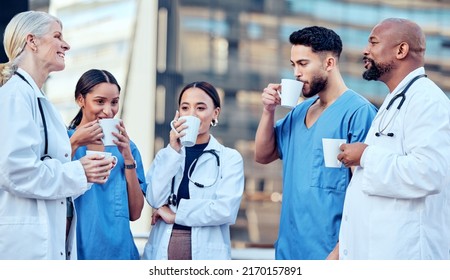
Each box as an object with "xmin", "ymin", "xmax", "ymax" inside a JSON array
[{"xmin": 0, "ymin": 217, "xmax": 48, "ymax": 259}]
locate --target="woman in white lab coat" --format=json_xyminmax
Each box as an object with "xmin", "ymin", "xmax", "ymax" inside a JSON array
[
  {"xmin": 0, "ymin": 11, "xmax": 114, "ymax": 260},
  {"xmin": 143, "ymin": 81, "xmax": 245, "ymax": 260}
]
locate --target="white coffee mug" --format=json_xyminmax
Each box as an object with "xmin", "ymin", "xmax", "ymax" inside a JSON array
[
  {"xmin": 86, "ymin": 150, "xmax": 118, "ymax": 167},
  {"xmin": 278, "ymin": 79, "xmax": 304, "ymax": 108},
  {"xmin": 170, "ymin": 116, "xmax": 201, "ymax": 147},
  {"xmin": 322, "ymin": 138, "xmax": 346, "ymax": 168},
  {"xmin": 99, "ymin": 118, "xmax": 120, "ymax": 146}
]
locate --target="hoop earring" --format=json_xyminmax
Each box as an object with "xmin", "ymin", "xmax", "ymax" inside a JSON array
[{"xmin": 210, "ymin": 119, "xmax": 218, "ymax": 127}]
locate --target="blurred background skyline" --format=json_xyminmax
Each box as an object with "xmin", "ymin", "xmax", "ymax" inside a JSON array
[{"xmin": 2, "ymin": 0, "xmax": 450, "ymax": 259}]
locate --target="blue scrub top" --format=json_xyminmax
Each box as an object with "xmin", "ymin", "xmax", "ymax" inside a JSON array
[
  {"xmin": 274, "ymin": 90, "xmax": 377, "ymax": 259},
  {"xmin": 68, "ymin": 129, "xmax": 147, "ymax": 260}
]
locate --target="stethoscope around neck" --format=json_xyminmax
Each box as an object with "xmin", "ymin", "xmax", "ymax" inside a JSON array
[
  {"xmin": 375, "ymin": 74, "xmax": 427, "ymax": 137},
  {"xmin": 167, "ymin": 149, "xmax": 220, "ymax": 207},
  {"xmin": 15, "ymin": 71, "xmax": 52, "ymax": 160}
]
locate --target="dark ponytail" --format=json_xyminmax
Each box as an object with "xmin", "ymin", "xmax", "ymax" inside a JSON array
[{"xmin": 69, "ymin": 110, "xmax": 83, "ymax": 130}]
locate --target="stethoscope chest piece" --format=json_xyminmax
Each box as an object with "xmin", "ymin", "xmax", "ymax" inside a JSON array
[{"xmin": 167, "ymin": 192, "xmax": 177, "ymax": 206}]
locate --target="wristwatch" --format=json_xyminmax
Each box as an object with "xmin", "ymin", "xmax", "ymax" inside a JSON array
[{"xmin": 125, "ymin": 160, "xmax": 137, "ymax": 169}]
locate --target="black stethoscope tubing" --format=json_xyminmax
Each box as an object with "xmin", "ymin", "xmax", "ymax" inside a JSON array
[
  {"xmin": 167, "ymin": 149, "xmax": 220, "ymax": 207},
  {"xmin": 14, "ymin": 71, "xmax": 52, "ymax": 160},
  {"xmin": 375, "ymin": 74, "xmax": 427, "ymax": 137}
]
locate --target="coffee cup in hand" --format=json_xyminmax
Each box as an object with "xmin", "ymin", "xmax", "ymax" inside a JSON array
[
  {"xmin": 99, "ymin": 118, "xmax": 120, "ymax": 146},
  {"xmin": 86, "ymin": 150, "xmax": 118, "ymax": 169},
  {"xmin": 322, "ymin": 138, "xmax": 346, "ymax": 168},
  {"xmin": 278, "ymin": 79, "xmax": 304, "ymax": 108},
  {"xmin": 170, "ymin": 116, "xmax": 201, "ymax": 147}
]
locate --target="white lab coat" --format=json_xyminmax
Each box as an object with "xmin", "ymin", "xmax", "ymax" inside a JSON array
[
  {"xmin": 339, "ymin": 68, "xmax": 450, "ymax": 259},
  {"xmin": 142, "ymin": 135, "xmax": 244, "ymax": 260},
  {"xmin": 0, "ymin": 69, "xmax": 89, "ymax": 260}
]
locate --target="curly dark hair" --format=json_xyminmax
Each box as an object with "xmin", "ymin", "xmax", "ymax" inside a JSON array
[{"xmin": 289, "ymin": 26, "xmax": 343, "ymax": 59}]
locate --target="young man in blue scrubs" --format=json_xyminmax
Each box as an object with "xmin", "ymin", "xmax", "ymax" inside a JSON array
[{"xmin": 254, "ymin": 26, "xmax": 377, "ymax": 259}]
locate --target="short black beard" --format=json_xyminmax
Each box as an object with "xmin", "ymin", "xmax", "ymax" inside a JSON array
[
  {"xmin": 303, "ymin": 75, "xmax": 327, "ymax": 98},
  {"xmin": 362, "ymin": 58, "xmax": 393, "ymax": 81}
]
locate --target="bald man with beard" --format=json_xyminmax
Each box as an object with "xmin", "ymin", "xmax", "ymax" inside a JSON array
[{"xmin": 335, "ymin": 18, "xmax": 450, "ymax": 259}]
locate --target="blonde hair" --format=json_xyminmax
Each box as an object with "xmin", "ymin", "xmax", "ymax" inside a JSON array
[{"xmin": 0, "ymin": 11, "xmax": 62, "ymax": 86}]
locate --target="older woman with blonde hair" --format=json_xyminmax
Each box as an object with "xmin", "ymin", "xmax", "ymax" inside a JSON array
[{"xmin": 0, "ymin": 11, "xmax": 114, "ymax": 260}]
